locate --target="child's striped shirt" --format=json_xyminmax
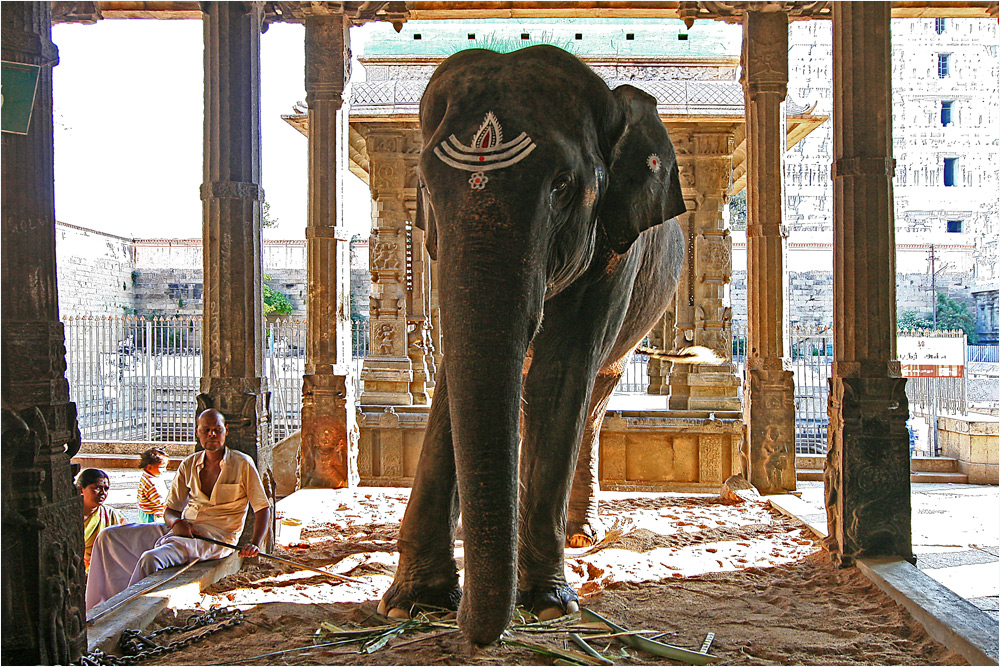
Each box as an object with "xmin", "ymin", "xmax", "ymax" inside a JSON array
[{"xmin": 137, "ymin": 470, "xmax": 168, "ymax": 516}]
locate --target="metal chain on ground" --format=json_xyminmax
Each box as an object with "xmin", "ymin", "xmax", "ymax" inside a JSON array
[{"xmin": 79, "ymin": 607, "xmax": 244, "ymax": 665}]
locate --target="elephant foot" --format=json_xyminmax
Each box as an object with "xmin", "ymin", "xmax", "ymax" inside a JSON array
[
  {"xmin": 517, "ymin": 583, "xmax": 580, "ymax": 621},
  {"xmin": 566, "ymin": 514, "xmax": 606, "ymax": 548},
  {"xmin": 378, "ymin": 578, "xmax": 462, "ymax": 620}
]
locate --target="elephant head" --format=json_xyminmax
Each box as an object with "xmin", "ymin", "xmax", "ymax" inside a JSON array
[{"xmin": 416, "ymin": 45, "xmax": 684, "ymax": 643}]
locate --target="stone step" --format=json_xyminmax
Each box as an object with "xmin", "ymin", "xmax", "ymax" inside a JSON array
[
  {"xmin": 796, "ymin": 454, "xmax": 961, "ymax": 474},
  {"xmin": 796, "ymin": 468, "xmax": 970, "ymax": 484},
  {"xmin": 72, "ymin": 452, "xmax": 184, "ymax": 471},
  {"xmin": 910, "ymin": 470, "xmax": 970, "ymax": 484}
]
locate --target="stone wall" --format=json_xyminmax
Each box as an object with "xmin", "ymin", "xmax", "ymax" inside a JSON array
[
  {"xmin": 730, "ymin": 269, "xmax": 976, "ymax": 328},
  {"xmin": 55, "ymin": 223, "xmax": 312, "ymax": 318},
  {"xmin": 55, "ymin": 222, "xmax": 136, "ymax": 316}
]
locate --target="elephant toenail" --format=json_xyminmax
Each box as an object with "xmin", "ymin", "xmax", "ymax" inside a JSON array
[
  {"xmin": 536, "ymin": 607, "xmax": 564, "ymax": 621},
  {"xmin": 387, "ymin": 607, "xmax": 411, "ymax": 620},
  {"xmin": 566, "ymin": 600, "xmax": 580, "ymax": 614}
]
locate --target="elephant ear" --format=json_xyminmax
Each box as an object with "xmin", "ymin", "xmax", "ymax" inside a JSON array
[
  {"xmin": 598, "ymin": 85, "xmax": 686, "ymax": 254},
  {"xmin": 415, "ymin": 179, "xmax": 438, "ymax": 261}
]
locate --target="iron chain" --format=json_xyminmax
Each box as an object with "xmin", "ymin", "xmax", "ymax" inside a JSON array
[{"xmin": 80, "ymin": 607, "xmax": 244, "ymax": 665}]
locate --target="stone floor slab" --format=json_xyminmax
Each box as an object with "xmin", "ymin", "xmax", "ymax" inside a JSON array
[
  {"xmin": 922, "ymin": 562, "xmax": 1000, "ymax": 600},
  {"xmin": 858, "ymin": 557, "xmax": 999, "ymax": 666},
  {"xmin": 917, "ymin": 549, "xmax": 999, "ymax": 570}
]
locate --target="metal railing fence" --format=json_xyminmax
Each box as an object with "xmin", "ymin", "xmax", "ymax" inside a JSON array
[
  {"xmin": 62, "ymin": 315, "xmax": 992, "ymax": 457},
  {"xmin": 789, "ymin": 325, "xmax": 834, "ymax": 455},
  {"xmin": 63, "ymin": 316, "xmax": 370, "ymax": 445},
  {"xmin": 899, "ymin": 328, "xmax": 968, "ymax": 418},
  {"xmin": 266, "ymin": 319, "xmax": 307, "ymax": 444},
  {"xmin": 968, "ymin": 344, "xmax": 999, "ymax": 363}
]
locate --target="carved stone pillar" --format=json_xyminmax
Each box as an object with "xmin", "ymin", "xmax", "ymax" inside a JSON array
[
  {"xmin": 667, "ymin": 127, "xmax": 741, "ymax": 412},
  {"xmin": 645, "ymin": 309, "xmax": 674, "ymax": 395},
  {"xmin": 825, "ymin": 1, "xmax": 911, "ymax": 566},
  {"xmin": 297, "ymin": 10, "xmax": 358, "ymax": 488},
  {"xmin": 360, "ymin": 129, "xmax": 417, "ymax": 405},
  {"xmin": 1, "ymin": 3, "xmax": 87, "ymax": 662},
  {"xmin": 406, "ymin": 200, "xmax": 433, "ymax": 402},
  {"xmin": 743, "ymin": 10, "xmax": 796, "ymax": 494},
  {"xmin": 198, "ymin": 2, "xmax": 271, "ymax": 476}
]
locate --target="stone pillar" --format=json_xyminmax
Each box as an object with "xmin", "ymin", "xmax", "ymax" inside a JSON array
[
  {"xmin": 298, "ymin": 10, "xmax": 358, "ymax": 489},
  {"xmin": 406, "ymin": 208, "xmax": 433, "ymax": 401},
  {"xmin": 1, "ymin": 3, "xmax": 87, "ymax": 662},
  {"xmin": 198, "ymin": 2, "xmax": 271, "ymax": 476},
  {"xmin": 825, "ymin": 1, "xmax": 911, "ymax": 566},
  {"xmin": 667, "ymin": 127, "xmax": 742, "ymax": 412},
  {"xmin": 742, "ymin": 11, "xmax": 796, "ymax": 494},
  {"xmin": 360, "ymin": 129, "xmax": 417, "ymax": 405},
  {"xmin": 645, "ymin": 309, "xmax": 674, "ymax": 395}
]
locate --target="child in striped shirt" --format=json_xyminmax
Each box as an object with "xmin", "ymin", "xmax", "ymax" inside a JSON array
[{"xmin": 137, "ymin": 447, "xmax": 169, "ymax": 522}]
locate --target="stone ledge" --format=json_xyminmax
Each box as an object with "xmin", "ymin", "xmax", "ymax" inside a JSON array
[
  {"xmin": 767, "ymin": 494, "xmax": 828, "ymax": 538},
  {"xmin": 86, "ymin": 554, "xmax": 241, "ymax": 654},
  {"xmin": 73, "ymin": 452, "xmax": 184, "ymax": 471},
  {"xmin": 857, "ymin": 557, "xmax": 999, "ymax": 667}
]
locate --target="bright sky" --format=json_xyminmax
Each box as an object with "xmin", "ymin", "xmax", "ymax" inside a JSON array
[{"xmin": 52, "ymin": 19, "xmax": 385, "ymax": 240}]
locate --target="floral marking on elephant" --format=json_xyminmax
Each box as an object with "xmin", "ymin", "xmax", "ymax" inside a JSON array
[
  {"xmin": 434, "ymin": 112, "xmax": 536, "ymax": 186},
  {"xmin": 647, "ymin": 154, "xmax": 661, "ymax": 172}
]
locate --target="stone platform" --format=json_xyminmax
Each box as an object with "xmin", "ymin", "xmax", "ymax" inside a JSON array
[{"xmin": 357, "ymin": 405, "xmax": 745, "ymax": 492}]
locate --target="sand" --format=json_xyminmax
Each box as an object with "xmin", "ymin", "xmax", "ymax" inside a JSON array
[{"xmin": 136, "ymin": 490, "xmax": 966, "ymax": 666}]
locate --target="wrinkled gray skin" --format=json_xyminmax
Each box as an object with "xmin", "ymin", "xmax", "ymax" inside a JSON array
[{"xmin": 378, "ymin": 45, "xmax": 686, "ymax": 646}]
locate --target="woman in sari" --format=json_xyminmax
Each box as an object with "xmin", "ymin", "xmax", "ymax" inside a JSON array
[{"xmin": 78, "ymin": 468, "xmax": 128, "ymax": 572}]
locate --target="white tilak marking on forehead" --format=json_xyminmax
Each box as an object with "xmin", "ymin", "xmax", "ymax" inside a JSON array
[{"xmin": 433, "ymin": 113, "xmax": 537, "ymax": 180}]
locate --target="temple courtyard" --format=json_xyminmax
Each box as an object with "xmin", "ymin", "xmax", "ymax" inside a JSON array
[{"xmin": 89, "ymin": 478, "xmax": 998, "ymax": 665}]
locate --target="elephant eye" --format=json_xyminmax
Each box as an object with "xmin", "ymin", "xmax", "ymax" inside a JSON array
[{"xmin": 551, "ymin": 174, "xmax": 575, "ymax": 199}]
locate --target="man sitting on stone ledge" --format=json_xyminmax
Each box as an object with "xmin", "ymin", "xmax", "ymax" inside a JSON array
[{"xmin": 86, "ymin": 409, "xmax": 271, "ymax": 610}]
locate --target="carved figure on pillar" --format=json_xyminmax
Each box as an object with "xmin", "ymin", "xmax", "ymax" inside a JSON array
[
  {"xmin": 299, "ymin": 8, "xmax": 359, "ymax": 488},
  {"xmin": 361, "ymin": 129, "xmax": 417, "ymax": 405},
  {"xmin": 667, "ymin": 127, "xmax": 741, "ymax": 412}
]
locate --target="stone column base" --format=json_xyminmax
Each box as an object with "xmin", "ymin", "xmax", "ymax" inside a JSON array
[
  {"xmin": 746, "ymin": 366, "xmax": 796, "ymax": 494},
  {"xmin": 300, "ymin": 373, "xmax": 358, "ymax": 488},
  {"xmin": 356, "ymin": 405, "xmax": 744, "ymax": 491},
  {"xmin": 360, "ymin": 357, "xmax": 413, "ymax": 405},
  {"xmin": 825, "ymin": 375, "xmax": 911, "ymax": 566},
  {"xmin": 686, "ymin": 367, "xmax": 742, "ymax": 412}
]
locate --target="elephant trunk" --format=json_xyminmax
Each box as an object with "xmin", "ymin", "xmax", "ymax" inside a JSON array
[{"xmin": 438, "ymin": 213, "xmax": 543, "ymax": 645}]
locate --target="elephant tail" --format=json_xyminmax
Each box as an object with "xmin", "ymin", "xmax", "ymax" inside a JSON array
[{"xmin": 636, "ymin": 345, "xmax": 723, "ymax": 365}]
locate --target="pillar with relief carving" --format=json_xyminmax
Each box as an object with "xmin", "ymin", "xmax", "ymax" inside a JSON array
[
  {"xmin": 1, "ymin": 2, "xmax": 87, "ymax": 662},
  {"xmin": 825, "ymin": 1, "xmax": 911, "ymax": 566},
  {"xmin": 667, "ymin": 126, "xmax": 742, "ymax": 413},
  {"xmin": 405, "ymin": 199, "xmax": 434, "ymax": 402},
  {"xmin": 360, "ymin": 129, "xmax": 418, "ymax": 405},
  {"xmin": 198, "ymin": 2, "xmax": 271, "ymax": 476},
  {"xmin": 298, "ymin": 9, "xmax": 359, "ymax": 488},
  {"xmin": 743, "ymin": 10, "xmax": 796, "ymax": 495}
]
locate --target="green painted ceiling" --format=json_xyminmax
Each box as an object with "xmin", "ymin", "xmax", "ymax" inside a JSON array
[{"xmin": 361, "ymin": 18, "xmax": 741, "ymax": 59}]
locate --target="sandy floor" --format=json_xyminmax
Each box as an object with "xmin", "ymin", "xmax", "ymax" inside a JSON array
[{"xmin": 138, "ymin": 490, "xmax": 966, "ymax": 666}]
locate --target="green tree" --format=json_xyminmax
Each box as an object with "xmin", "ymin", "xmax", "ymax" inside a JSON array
[
  {"xmin": 897, "ymin": 292, "xmax": 978, "ymax": 343},
  {"xmin": 935, "ymin": 291, "xmax": 978, "ymax": 343},
  {"xmin": 897, "ymin": 310, "xmax": 933, "ymax": 331},
  {"xmin": 262, "ymin": 201, "xmax": 279, "ymax": 229},
  {"xmin": 729, "ymin": 190, "xmax": 747, "ymax": 231},
  {"xmin": 263, "ymin": 274, "xmax": 293, "ymax": 317}
]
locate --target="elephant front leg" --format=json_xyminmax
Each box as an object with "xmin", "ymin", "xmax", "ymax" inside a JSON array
[
  {"xmin": 566, "ymin": 370, "xmax": 621, "ymax": 548},
  {"xmin": 516, "ymin": 370, "xmax": 597, "ymax": 620},
  {"xmin": 379, "ymin": 367, "xmax": 463, "ymax": 618}
]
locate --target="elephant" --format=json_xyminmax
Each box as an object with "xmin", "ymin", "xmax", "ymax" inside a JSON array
[{"xmin": 377, "ymin": 44, "xmax": 690, "ymax": 645}]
